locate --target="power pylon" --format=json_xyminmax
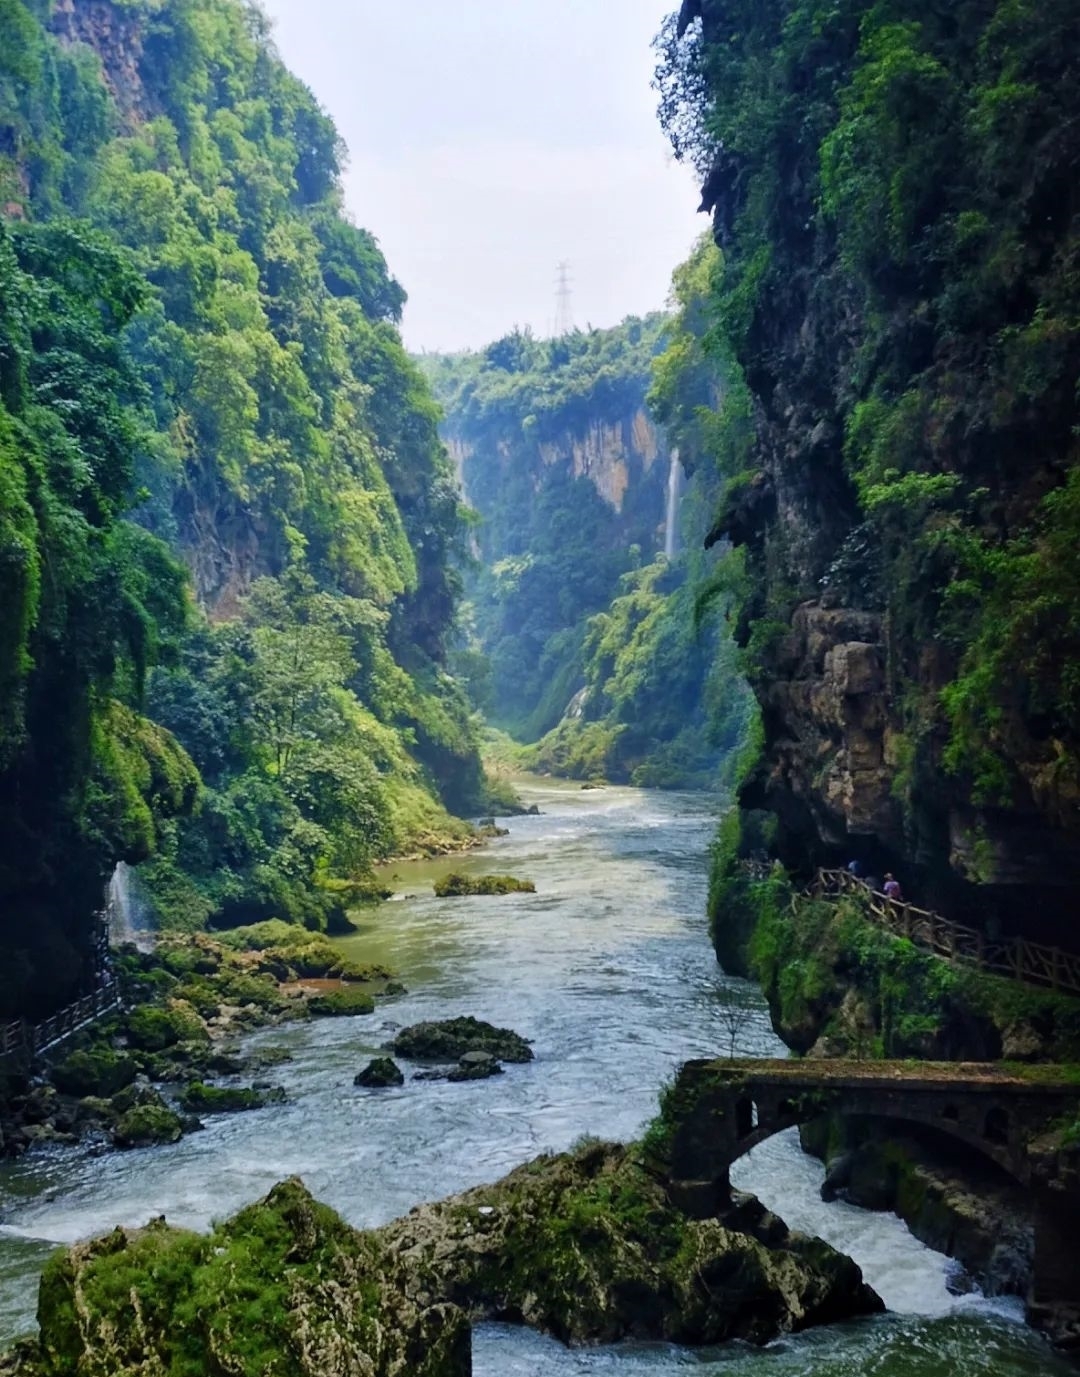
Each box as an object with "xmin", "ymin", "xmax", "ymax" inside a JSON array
[{"xmin": 554, "ymin": 260, "xmax": 574, "ymax": 335}]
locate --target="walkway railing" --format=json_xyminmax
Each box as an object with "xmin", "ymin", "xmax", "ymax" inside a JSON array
[
  {"xmin": 812, "ymin": 867, "xmax": 1080, "ymax": 996},
  {"xmin": 0, "ymin": 980, "xmax": 123, "ymax": 1064}
]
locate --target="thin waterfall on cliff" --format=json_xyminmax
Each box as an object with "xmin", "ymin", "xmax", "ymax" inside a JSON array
[
  {"xmin": 106, "ymin": 862, "xmax": 156, "ymax": 952},
  {"xmin": 664, "ymin": 450, "xmax": 686, "ymax": 559}
]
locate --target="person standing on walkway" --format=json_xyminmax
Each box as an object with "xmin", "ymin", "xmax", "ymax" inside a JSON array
[{"xmin": 883, "ymin": 873, "xmax": 902, "ymax": 901}]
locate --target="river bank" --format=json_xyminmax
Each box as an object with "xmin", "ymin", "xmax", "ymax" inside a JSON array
[{"xmin": 0, "ymin": 784, "xmax": 1072, "ymax": 1374}]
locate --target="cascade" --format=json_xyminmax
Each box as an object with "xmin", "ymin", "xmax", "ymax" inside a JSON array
[
  {"xmin": 663, "ymin": 450, "xmax": 686, "ymax": 559},
  {"xmin": 106, "ymin": 862, "xmax": 155, "ymax": 952}
]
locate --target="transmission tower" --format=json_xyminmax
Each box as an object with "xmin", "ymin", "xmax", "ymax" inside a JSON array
[{"xmin": 553, "ymin": 260, "xmax": 575, "ymax": 335}]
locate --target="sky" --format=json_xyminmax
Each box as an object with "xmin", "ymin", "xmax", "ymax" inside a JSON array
[{"xmin": 258, "ymin": 0, "xmax": 705, "ymax": 353}]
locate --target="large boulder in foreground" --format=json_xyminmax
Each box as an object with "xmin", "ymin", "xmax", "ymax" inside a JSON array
[
  {"xmin": 380, "ymin": 1140, "xmax": 882, "ymax": 1346},
  {"xmin": 9, "ymin": 1143, "xmax": 880, "ymax": 1376},
  {"xmin": 390, "ymin": 1016, "xmax": 533, "ymax": 1064},
  {"xmin": 30, "ymin": 1179, "xmax": 468, "ymax": 1377}
]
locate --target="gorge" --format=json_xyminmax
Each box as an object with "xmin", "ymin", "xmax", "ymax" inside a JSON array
[{"xmin": 0, "ymin": 0, "xmax": 1078, "ymax": 1373}]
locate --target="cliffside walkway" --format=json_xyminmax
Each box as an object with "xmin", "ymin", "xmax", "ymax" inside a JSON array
[
  {"xmin": 0, "ymin": 980, "xmax": 122, "ymax": 1066},
  {"xmin": 811, "ymin": 867, "xmax": 1080, "ymax": 996},
  {"xmin": 666, "ymin": 1057, "xmax": 1080, "ymax": 1318}
]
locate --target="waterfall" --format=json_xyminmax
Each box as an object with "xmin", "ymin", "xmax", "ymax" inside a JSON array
[
  {"xmin": 106, "ymin": 862, "xmax": 156, "ymax": 952},
  {"xmin": 663, "ymin": 451, "xmax": 686, "ymax": 560}
]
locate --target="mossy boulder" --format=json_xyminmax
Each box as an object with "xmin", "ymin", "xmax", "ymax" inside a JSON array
[
  {"xmin": 390, "ymin": 1017, "xmax": 533, "ymax": 1063},
  {"xmin": 112, "ymin": 1104, "xmax": 184, "ymax": 1149},
  {"xmin": 307, "ymin": 987, "xmax": 375, "ymax": 1018},
  {"xmin": 50, "ymin": 1048, "xmax": 139, "ymax": 1099},
  {"xmin": 126, "ymin": 1003, "xmax": 209, "ymax": 1052},
  {"xmin": 21, "ymin": 1149, "xmax": 880, "ymax": 1374},
  {"xmin": 31, "ymin": 1178, "xmax": 469, "ymax": 1377},
  {"xmin": 433, "ymin": 873, "xmax": 535, "ymax": 897},
  {"xmin": 179, "ymin": 1082, "xmax": 285, "ymax": 1114},
  {"xmin": 379, "ymin": 1142, "xmax": 882, "ymax": 1346},
  {"xmin": 354, "ymin": 1058, "xmax": 405, "ymax": 1088}
]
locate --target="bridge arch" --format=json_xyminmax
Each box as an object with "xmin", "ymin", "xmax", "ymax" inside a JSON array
[
  {"xmin": 663, "ymin": 1059, "xmax": 1080, "ymax": 1329},
  {"xmin": 665, "ymin": 1060, "xmax": 1080, "ymax": 1202}
]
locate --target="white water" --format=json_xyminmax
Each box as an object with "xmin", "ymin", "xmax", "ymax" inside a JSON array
[
  {"xmin": 664, "ymin": 451, "xmax": 686, "ymax": 560},
  {"xmin": 106, "ymin": 861, "xmax": 155, "ymax": 952},
  {"xmin": 0, "ymin": 784, "xmax": 1067, "ymax": 1375}
]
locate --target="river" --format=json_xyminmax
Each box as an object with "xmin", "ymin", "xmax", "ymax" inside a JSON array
[{"xmin": 0, "ymin": 782, "xmax": 1069, "ymax": 1374}]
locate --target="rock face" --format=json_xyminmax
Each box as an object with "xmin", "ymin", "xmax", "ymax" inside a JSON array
[
  {"xmin": 8, "ymin": 1145, "xmax": 881, "ymax": 1375},
  {"xmin": 808, "ymin": 1122, "xmax": 1034, "ymax": 1299},
  {"xmin": 678, "ymin": 4, "xmax": 1080, "ymax": 946},
  {"xmin": 380, "ymin": 1141, "xmax": 882, "ymax": 1346},
  {"xmin": 390, "ymin": 1017, "xmax": 534, "ymax": 1064},
  {"xmin": 445, "ymin": 408, "xmax": 665, "ymax": 520}
]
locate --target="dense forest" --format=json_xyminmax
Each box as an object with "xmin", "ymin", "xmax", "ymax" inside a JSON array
[
  {"xmin": 426, "ymin": 309, "xmax": 755, "ymax": 787},
  {"xmin": 655, "ymin": 0, "xmax": 1080, "ymax": 946},
  {"xmin": 0, "ymin": 0, "xmax": 502, "ymax": 1018}
]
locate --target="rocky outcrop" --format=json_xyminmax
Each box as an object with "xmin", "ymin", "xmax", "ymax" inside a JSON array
[
  {"xmin": 433, "ymin": 872, "xmax": 535, "ymax": 896},
  {"xmin": 448, "ymin": 408, "xmax": 664, "ymax": 519},
  {"xmin": 4, "ymin": 1145, "xmax": 881, "ymax": 1374},
  {"xmin": 24, "ymin": 1178, "xmax": 470, "ymax": 1377},
  {"xmin": 390, "ymin": 1017, "xmax": 534, "ymax": 1064},
  {"xmin": 49, "ymin": 0, "xmax": 152, "ymax": 128},
  {"xmin": 380, "ymin": 1141, "xmax": 882, "ymax": 1345},
  {"xmin": 355, "ymin": 1057, "xmax": 405, "ymax": 1088},
  {"xmin": 748, "ymin": 605, "xmax": 896, "ymax": 850}
]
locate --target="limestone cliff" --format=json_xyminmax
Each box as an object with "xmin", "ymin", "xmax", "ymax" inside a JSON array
[
  {"xmin": 659, "ymin": 0, "xmax": 1080, "ymax": 944},
  {"xmin": 423, "ymin": 319, "xmax": 675, "ymax": 736}
]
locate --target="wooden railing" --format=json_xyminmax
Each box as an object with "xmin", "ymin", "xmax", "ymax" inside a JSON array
[
  {"xmin": 812, "ymin": 867, "xmax": 1080, "ymax": 997},
  {"xmin": 0, "ymin": 980, "xmax": 123, "ymax": 1064}
]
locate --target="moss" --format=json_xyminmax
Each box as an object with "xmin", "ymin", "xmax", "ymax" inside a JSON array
[
  {"xmin": 391, "ymin": 1017, "xmax": 533, "ymax": 1063},
  {"xmin": 306, "ymin": 987, "xmax": 375, "ymax": 1018},
  {"xmin": 180, "ymin": 1082, "xmax": 283, "ymax": 1113},
  {"xmin": 433, "ymin": 873, "xmax": 535, "ymax": 897},
  {"xmin": 34, "ymin": 1180, "xmax": 414, "ymax": 1377},
  {"xmin": 126, "ymin": 1003, "xmax": 208, "ymax": 1052},
  {"xmin": 50, "ymin": 1048, "xmax": 139, "ymax": 1099},
  {"xmin": 111, "ymin": 1103, "xmax": 183, "ymax": 1149}
]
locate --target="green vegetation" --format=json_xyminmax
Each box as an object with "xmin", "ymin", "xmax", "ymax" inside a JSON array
[
  {"xmin": 428, "ymin": 258, "xmax": 756, "ymax": 789},
  {"xmin": 180, "ymin": 1081, "xmax": 283, "ymax": 1113},
  {"xmin": 729, "ymin": 874, "xmax": 1080, "ymax": 1062},
  {"xmin": 425, "ymin": 317, "xmax": 669, "ymax": 741},
  {"xmin": 112, "ymin": 1102, "xmax": 183, "ymax": 1149},
  {"xmin": 390, "ymin": 1016, "xmax": 534, "ymax": 1064},
  {"xmin": 305, "ymin": 987, "xmax": 375, "ymax": 1017},
  {"xmin": 655, "ymin": 2, "xmax": 1080, "ymax": 891},
  {"xmin": 433, "ymin": 872, "xmax": 535, "ymax": 897},
  {"xmin": 0, "ymin": 0, "xmax": 507, "ymax": 1013}
]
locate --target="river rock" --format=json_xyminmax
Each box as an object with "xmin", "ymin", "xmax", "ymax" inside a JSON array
[
  {"xmin": 18, "ymin": 1147, "xmax": 880, "ymax": 1374},
  {"xmin": 355, "ymin": 1058, "xmax": 405, "ymax": 1088},
  {"xmin": 380, "ymin": 1139, "xmax": 882, "ymax": 1345},
  {"xmin": 111, "ymin": 1103, "xmax": 183, "ymax": 1149},
  {"xmin": 446, "ymin": 1052, "xmax": 503, "ymax": 1082},
  {"xmin": 433, "ymin": 873, "xmax": 535, "ymax": 897},
  {"xmin": 390, "ymin": 1017, "xmax": 533, "ymax": 1064},
  {"xmin": 26, "ymin": 1178, "xmax": 469, "ymax": 1377},
  {"xmin": 179, "ymin": 1082, "xmax": 285, "ymax": 1114}
]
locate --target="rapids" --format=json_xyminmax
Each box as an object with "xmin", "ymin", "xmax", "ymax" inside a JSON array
[{"xmin": 0, "ymin": 782, "xmax": 1069, "ymax": 1374}]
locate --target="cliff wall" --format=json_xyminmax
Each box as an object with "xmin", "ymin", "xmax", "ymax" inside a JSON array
[{"xmin": 660, "ymin": 0, "xmax": 1080, "ymax": 944}]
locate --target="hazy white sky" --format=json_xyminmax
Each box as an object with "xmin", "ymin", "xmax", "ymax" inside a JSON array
[{"xmin": 258, "ymin": 0, "xmax": 704, "ymax": 352}]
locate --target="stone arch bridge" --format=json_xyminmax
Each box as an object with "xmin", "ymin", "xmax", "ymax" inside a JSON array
[{"xmin": 665, "ymin": 1059, "xmax": 1080, "ymax": 1326}]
